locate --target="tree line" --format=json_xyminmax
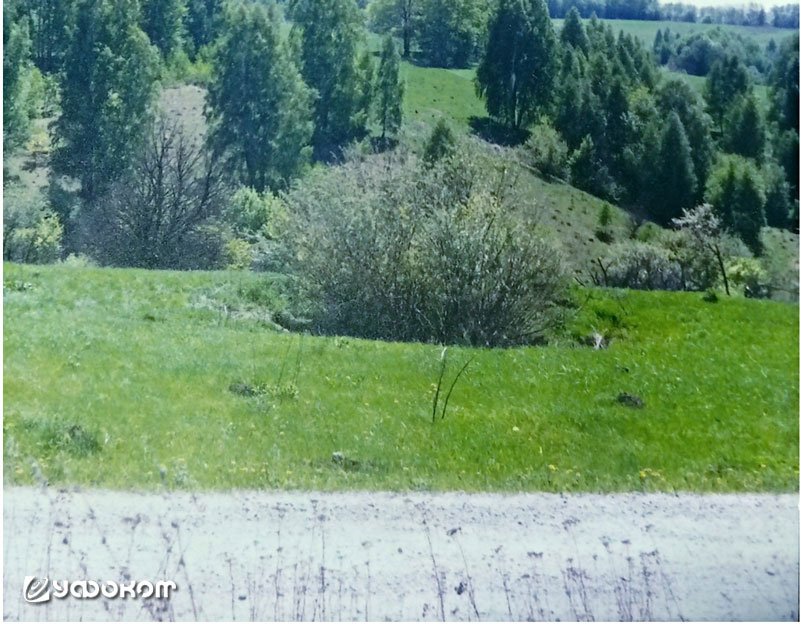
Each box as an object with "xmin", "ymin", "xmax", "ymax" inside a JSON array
[
  {"xmin": 653, "ymin": 26, "xmax": 778, "ymax": 83},
  {"xmin": 475, "ymin": 4, "xmax": 798, "ymax": 254},
  {"xmin": 545, "ymin": 0, "xmax": 798, "ymax": 28},
  {"xmin": 4, "ymin": 0, "xmax": 406, "ymax": 267},
  {"xmin": 3, "ymin": 0, "xmax": 798, "ymax": 272}
]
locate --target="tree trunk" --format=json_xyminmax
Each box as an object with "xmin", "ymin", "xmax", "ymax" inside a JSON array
[{"xmin": 713, "ymin": 244, "xmax": 730, "ymax": 295}]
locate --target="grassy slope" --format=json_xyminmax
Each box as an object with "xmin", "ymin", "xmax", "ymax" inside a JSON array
[
  {"xmin": 4, "ymin": 262, "xmax": 797, "ymax": 493},
  {"xmin": 552, "ymin": 18, "xmax": 796, "ymax": 47},
  {"xmin": 401, "ymin": 63, "xmax": 485, "ymax": 126}
]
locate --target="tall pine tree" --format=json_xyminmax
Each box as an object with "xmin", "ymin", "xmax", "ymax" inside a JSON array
[
  {"xmin": 705, "ymin": 54, "xmax": 751, "ymax": 126},
  {"xmin": 52, "ymin": 0, "xmax": 159, "ymax": 206},
  {"xmin": 206, "ymin": 2, "xmax": 313, "ymax": 192},
  {"xmin": 560, "ymin": 6, "xmax": 588, "ymax": 53},
  {"xmin": 140, "ymin": 0, "xmax": 185, "ymax": 58},
  {"xmin": 476, "ymin": 0, "xmax": 558, "ymax": 130},
  {"xmin": 705, "ymin": 155, "xmax": 766, "ymax": 254},
  {"xmin": 375, "ymin": 35, "xmax": 404, "ymax": 139},
  {"xmin": 24, "ymin": 0, "xmax": 74, "ymax": 74},
  {"xmin": 289, "ymin": 0, "xmax": 371, "ymax": 159},
  {"xmin": 723, "ymin": 93, "xmax": 766, "ymax": 162},
  {"xmin": 653, "ymin": 111, "xmax": 696, "ymax": 223},
  {"xmin": 3, "ymin": 12, "xmax": 33, "ymax": 153},
  {"xmin": 656, "ymin": 79, "xmax": 714, "ymax": 202},
  {"xmin": 185, "ymin": 0, "xmax": 222, "ymax": 56}
]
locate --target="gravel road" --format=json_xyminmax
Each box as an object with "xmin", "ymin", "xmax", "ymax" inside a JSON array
[{"xmin": 3, "ymin": 487, "xmax": 797, "ymax": 621}]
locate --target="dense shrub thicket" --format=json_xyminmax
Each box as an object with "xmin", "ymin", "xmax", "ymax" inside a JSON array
[{"xmin": 283, "ymin": 145, "xmax": 569, "ymax": 346}]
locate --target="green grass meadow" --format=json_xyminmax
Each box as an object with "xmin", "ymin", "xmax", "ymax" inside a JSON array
[
  {"xmin": 4, "ymin": 17, "xmax": 798, "ymax": 497},
  {"xmin": 553, "ymin": 18, "xmax": 795, "ymax": 47},
  {"xmin": 401, "ymin": 63, "xmax": 485, "ymax": 127},
  {"xmin": 4, "ymin": 262, "xmax": 797, "ymax": 493}
]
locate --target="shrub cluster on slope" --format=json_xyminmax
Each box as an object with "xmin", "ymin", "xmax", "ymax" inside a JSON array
[{"xmin": 283, "ymin": 144, "xmax": 568, "ymax": 347}]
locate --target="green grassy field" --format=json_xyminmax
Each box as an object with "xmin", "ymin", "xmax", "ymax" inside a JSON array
[
  {"xmin": 401, "ymin": 62, "xmax": 485, "ymax": 127},
  {"xmin": 553, "ymin": 17, "xmax": 796, "ymax": 47},
  {"xmin": 4, "ymin": 262, "xmax": 797, "ymax": 493}
]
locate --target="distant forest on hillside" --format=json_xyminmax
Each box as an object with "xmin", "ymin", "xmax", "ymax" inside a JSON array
[{"xmin": 544, "ymin": 0, "xmax": 798, "ymax": 27}]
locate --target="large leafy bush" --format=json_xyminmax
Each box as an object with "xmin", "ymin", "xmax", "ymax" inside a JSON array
[{"xmin": 283, "ymin": 146, "xmax": 568, "ymax": 346}]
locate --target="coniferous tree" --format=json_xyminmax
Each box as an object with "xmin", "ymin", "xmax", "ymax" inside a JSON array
[
  {"xmin": 656, "ymin": 79, "xmax": 714, "ymax": 201},
  {"xmin": 653, "ymin": 111, "xmax": 696, "ymax": 223},
  {"xmin": 723, "ymin": 93, "xmax": 766, "ymax": 162},
  {"xmin": 773, "ymin": 129, "xmax": 799, "ymax": 205},
  {"xmin": 289, "ymin": 0, "xmax": 371, "ymax": 158},
  {"xmin": 375, "ymin": 35, "xmax": 404, "ymax": 139},
  {"xmin": 185, "ymin": 0, "xmax": 222, "ymax": 55},
  {"xmin": 653, "ymin": 28, "xmax": 663, "ymax": 56},
  {"xmin": 761, "ymin": 162, "xmax": 792, "ymax": 228},
  {"xmin": 141, "ymin": 0, "xmax": 185, "ymax": 57},
  {"xmin": 768, "ymin": 33, "xmax": 798, "ymax": 203},
  {"xmin": 24, "ymin": 0, "xmax": 74, "ymax": 73},
  {"xmin": 768, "ymin": 32, "xmax": 798, "ymax": 134},
  {"xmin": 554, "ymin": 51, "xmax": 587, "ymax": 149},
  {"xmin": 569, "ymin": 135, "xmax": 617, "ymax": 200},
  {"xmin": 423, "ymin": 118, "xmax": 457, "ymax": 164},
  {"xmin": 604, "ymin": 78, "xmax": 629, "ymax": 174},
  {"xmin": 52, "ymin": 0, "xmax": 159, "ymax": 207},
  {"xmin": 476, "ymin": 0, "xmax": 558, "ymax": 130},
  {"xmin": 355, "ymin": 50, "xmax": 376, "ymax": 136},
  {"xmin": 705, "ymin": 155, "xmax": 766, "ymax": 254},
  {"xmin": 206, "ymin": 2, "xmax": 313, "ymax": 192},
  {"xmin": 3, "ymin": 12, "xmax": 33, "ymax": 153},
  {"xmin": 705, "ymin": 54, "xmax": 751, "ymax": 126},
  {"xmin": 560, "ymin": 6, "xmax": 588, "ymax": 53}
]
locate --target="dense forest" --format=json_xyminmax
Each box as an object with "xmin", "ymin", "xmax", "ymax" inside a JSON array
[{"xmin": 3, "ymin": 0, "xmax": 799, "ymax": 344}]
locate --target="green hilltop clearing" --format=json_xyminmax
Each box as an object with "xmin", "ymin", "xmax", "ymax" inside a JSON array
[{"xmin": 4, "ymin": 262, "xmax": 797, "ymax": 493}]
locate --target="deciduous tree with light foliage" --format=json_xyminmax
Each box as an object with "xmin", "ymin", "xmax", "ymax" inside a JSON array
[
  {"xmin": 417, "ymin": 0, "xmax": 488, "ymax": 68},
  {"xmin": 672, "ymin": 203, "xmax": 731, "ymax": 295}
]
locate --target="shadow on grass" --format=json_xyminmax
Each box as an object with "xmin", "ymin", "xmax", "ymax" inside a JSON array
[{"xmin": 468, "ymin": 116, "xmax": 530, "ymax": 147}]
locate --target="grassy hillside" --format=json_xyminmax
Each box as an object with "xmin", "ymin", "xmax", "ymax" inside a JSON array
[
  {"xmin": 401, "ymin": 63, "xmax": 484, "ymax": 126},
  {"xmin": 4, "ymin": 262, "xmax": 797, "ymax": 493},
  {"xmin": 552, "ymin": 18, "xmax": 796, "ymax": 47},
  {"xmin": 159, "ymin": 84, "xmax": 636, "ymax": 271}
]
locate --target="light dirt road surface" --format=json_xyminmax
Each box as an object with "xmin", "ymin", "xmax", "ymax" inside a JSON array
[{"xmin": 3, "ymin": 487, "xmax": 798, "ymax": 621}]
